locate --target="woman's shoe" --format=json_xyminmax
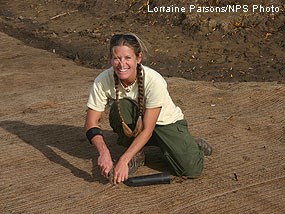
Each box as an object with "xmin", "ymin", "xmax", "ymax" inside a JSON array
[
  {"xmin": 128, "ymin": 149, "xmax": 145, "ymax": 175},
  {"xmin": 194, "ymin": 137, "xmax": 213, "ymax": 156}
]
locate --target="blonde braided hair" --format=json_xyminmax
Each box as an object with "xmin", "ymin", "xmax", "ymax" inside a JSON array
[{"xmin": 110, "ymin": 34, "xmax": 146, "ymax": 137}]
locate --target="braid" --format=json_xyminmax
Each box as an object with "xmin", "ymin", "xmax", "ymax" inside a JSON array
[
  {"xmin": 113, "ymin": 73, "xmax": 124, "ymax": 123},
  {"xmin": 133, "ymin": 64, "xmax": 144, "ymax": 137},
  {"xmin": 137, "ymin": 64, "xmax": 144, "ymax": 116},
  {"xmin": 114, "ymin": 72, "xmax": 134, "ymax": 137}
]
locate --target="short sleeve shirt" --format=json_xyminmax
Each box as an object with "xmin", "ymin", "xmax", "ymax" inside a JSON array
[{"xmin": 87, "ymin": 65, "xmax": 184, "ymax": 125}]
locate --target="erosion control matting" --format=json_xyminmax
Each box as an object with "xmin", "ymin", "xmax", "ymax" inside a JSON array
[{"xmin": 0, "ymin": 32, "xmax": 284, "ymax": 213}]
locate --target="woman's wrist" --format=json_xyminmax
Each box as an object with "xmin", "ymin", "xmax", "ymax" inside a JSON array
[
  {"xmin": 119, "ymin": 151, "xmax": 134, "ymax": 165},
  {"xmin": 91, "ymin": 135, "xmax": 109, "ymax": 155}
]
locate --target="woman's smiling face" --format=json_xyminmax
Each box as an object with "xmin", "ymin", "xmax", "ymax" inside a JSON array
[{"xmin": 111, "ymin": 45, "xmax": 142, "ymax": 84}]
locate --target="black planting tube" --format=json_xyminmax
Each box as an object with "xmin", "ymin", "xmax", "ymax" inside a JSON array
[{"xmin": 124, "ymin": 172, "xmax": 171, "ymax": 187}]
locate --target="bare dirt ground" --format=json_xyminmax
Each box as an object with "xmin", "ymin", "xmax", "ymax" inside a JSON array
[
  {"xmin": 0, "ymin": 0, "xmax": 285, "ymax": 82},
  {"xmin": 0, "ymin": 0, "xmax": 285, "ymax": 213}
]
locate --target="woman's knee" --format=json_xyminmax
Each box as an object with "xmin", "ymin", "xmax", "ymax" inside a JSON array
[{"xmin": 164, "ymin": 151, "xmax": 204, "ymax": 178}]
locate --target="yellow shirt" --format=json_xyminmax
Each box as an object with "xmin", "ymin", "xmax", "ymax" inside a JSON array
[{"xmin": 87, "ymin": 65, "xmax": 184, "ymax": 125}]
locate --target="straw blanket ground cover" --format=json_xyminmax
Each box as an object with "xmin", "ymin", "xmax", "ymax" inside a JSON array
[{"xmin": 0, "ymin": 32, "xmax": 284, "ymax": 213}]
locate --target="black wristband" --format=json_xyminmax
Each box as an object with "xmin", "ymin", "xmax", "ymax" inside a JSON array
[{"xmin": 86, "ymin": 127, "xmax": 103, "ymax": 144}]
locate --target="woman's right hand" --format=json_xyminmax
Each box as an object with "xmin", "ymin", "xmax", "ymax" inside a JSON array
[
  {"xmin": 98, "ymin": 152, "xmax": 113, "ymax": 178},
  {"xmin": 85, "ymin": 109, "xmax": 114, "ymax": 177}
]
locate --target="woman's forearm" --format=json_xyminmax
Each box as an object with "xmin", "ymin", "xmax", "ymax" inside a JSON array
[{"xmin": 119, "ymin": 129, "xmax": 152, "ymax": 164}]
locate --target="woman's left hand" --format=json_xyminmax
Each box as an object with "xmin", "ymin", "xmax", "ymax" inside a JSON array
[{"xmin": 113, "ymin": 159, "xmax": 129, "ymax": 184}]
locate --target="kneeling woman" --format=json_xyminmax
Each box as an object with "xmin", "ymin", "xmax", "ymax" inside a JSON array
[{"xmin": 84, "ymin": 33, "xmax": 212, "ymax": 184}]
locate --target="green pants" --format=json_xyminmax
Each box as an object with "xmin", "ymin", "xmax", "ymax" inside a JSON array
[{"xmin": 109, "ymin": 99, "xmax": 204, "ymax": 177}]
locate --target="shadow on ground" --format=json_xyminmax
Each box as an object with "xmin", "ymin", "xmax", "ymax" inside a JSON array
[
  {"xmin": 0, "ymin": 120, "xmax": 112, "ymax": 184},
  {"xmin": 0, "ymin": 120, "xmax": 168, "ymax": 183}
]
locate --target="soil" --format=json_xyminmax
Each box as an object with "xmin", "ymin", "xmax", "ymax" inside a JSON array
[
  {"xmin": 0, "ymin": 0, "xmax": 285, "ymax": 213},
  {"xmin": 0, "ymin": 0, "xmax": 285, "ymax": 82}
]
